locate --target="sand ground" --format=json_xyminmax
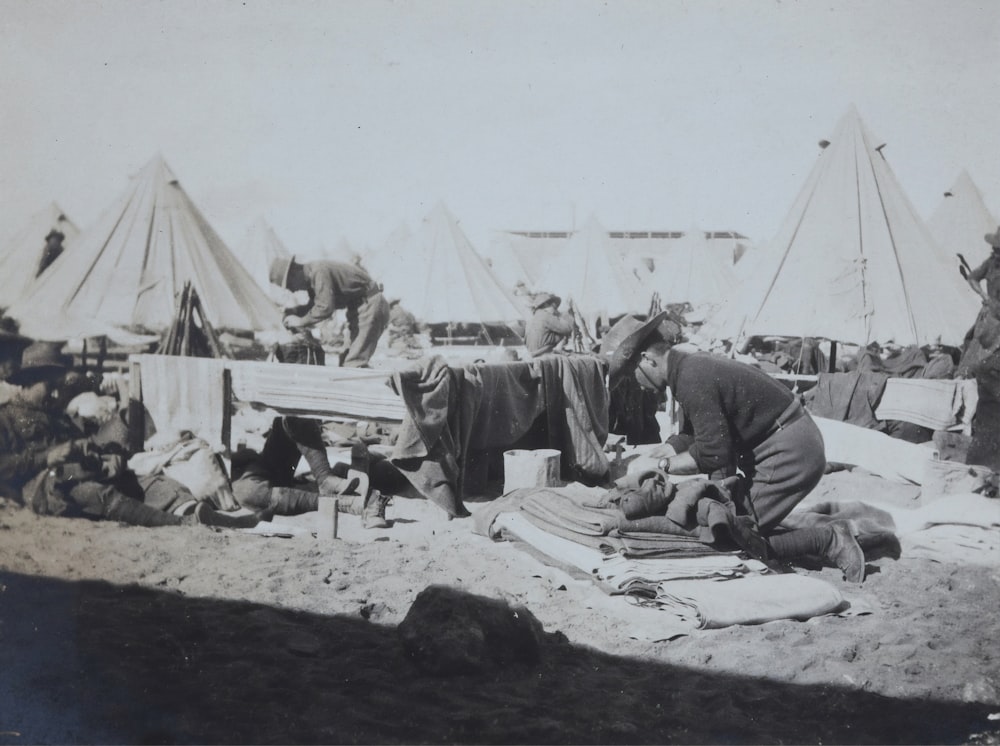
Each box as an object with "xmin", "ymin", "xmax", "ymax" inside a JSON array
[{"xmin": 1, "ymin": 469, "xmax": 999, "ymax": 744}]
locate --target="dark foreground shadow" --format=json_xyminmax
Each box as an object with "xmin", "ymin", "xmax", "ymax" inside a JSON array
[{"xmin": 0, "ymin": 570, "xmax": 994, "ymax": 745}]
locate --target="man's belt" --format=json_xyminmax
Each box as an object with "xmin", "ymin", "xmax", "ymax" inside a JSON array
[{"xmin": 760, "ymin": 398, "xmax": 806, "ymax": 441}]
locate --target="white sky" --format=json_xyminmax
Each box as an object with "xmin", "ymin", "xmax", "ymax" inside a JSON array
[{"xmin": 1, "ymin": 0, "xmax": 998, "ymax": 260}]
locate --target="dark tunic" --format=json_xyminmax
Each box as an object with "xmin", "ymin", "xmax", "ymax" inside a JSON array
[
  {"xmin": 289, "ymin": 260, "xmax": 377, "ymax": 326},
  {"xmin": 0, "ymin": 401, "xmax": 80, "ymax": 499},
  {"xmin": 663, "ymin": 349, "xmax": 826, "ymax": 532},
  {"xmin": 969, "ymin": 253, "xmax": 1000, "ymax": 303},
  {"xmin": 664, "ymin": 349, "xmax": 793, "ymax": 475}
]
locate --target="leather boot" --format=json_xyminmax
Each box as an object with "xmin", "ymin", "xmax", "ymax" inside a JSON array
[
  {"xmin": 362, "ymin": 490, "xmax": 391, "ymax": 529},
  {"xmin": 194, "ymin": 502, "xmax": 262, "ymax": 529},
  {"xmin": 857, "ymin": 531, "xmax": 902, "ymax": 561},
  {"xmin": 822, "ymin": 520, "xmax": 866, "ymax": 583}
]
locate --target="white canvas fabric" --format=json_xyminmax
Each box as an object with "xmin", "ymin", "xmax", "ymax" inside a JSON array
[
  {"xmin": 8, "ymin": 155, "xmax": 282, "ymax": 333},
  {"xmin": 373, "ymin": 202, "xmax": 524, "ymax": 324},
  {"xmin": 0, "ymin": 202, "xmax": 80, "ymax": 307},
  {"xmin": 236, "ymin": 217, "xmax": 292, "ymax": 297},
  {"xmin": 647, "ymin": 225, "xmax": 738, "ymax": 313},
  {"xmin": 533, "ymin": 214, "xmax": 651, "ymax": 320},
  {"xmin": 709, "ymin": 107, "xmax": 979, "ymax": 347},
  {"xmin": 928, "ymin": 169, "xmax": 999, "ymax": 272}
]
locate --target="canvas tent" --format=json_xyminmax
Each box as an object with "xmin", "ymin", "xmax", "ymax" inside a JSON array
[
  {"xmin": 236, "ymin": 217, "xmax": 292, "ymax": 296},
  {"xmin": 8, "ymin": 155, "xmax": 282, "ymax": 336},
  {"xmin": 324, "ymin": 235, "xmax": 365, "ymax": 266},
  {"xmin": 0, "ymin": 202, "xmax": 80, "ymax": 307},
  {"xmin": 373, "ymin": 202, "xmax": 524, "ymax": 326},
  {"xmin": 364, "ymin": 220, "xmax": 411, "ymax": 282},
  {"xmin": 648, "ymin": 225, "xmax": 738, "ymax": 314},
  {"xmin": 710, "ymin": 106, "xmax": 979, "ymax": 347},
  {"xmin": 533, "ymin": 214, "xmax": 651, "ymax": 323},
  {"xmin": 928, "ymin": 170, "xmax": 999, "ymax": 272}
]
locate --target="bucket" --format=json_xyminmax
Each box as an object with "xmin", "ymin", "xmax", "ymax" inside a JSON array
[{"xmin": 503, "ymin": 449, "xmax": 562, "ymax": 493}]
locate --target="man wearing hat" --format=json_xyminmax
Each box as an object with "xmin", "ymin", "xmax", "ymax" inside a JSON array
[
  {"xmin": 968, "ymin": 225, "xmax": 1000, "ymax": 302},
  {"xmin": 525, "ymin": 292, "xmax": 575, "ymax": 357},
  {"xmin": 268, "ymin": 255, "xmax": 390, "ymax": 367},
  {"xmin": 606, "ymin": 312, "xmax": 869, "ymax": 582},
  {"xmin": 0, "ymin": 342, "xmax": 260, "ymax": 528},
  {"xmin": 958, "ymin": 225, "xmax": 1000, "ymax": 376}
]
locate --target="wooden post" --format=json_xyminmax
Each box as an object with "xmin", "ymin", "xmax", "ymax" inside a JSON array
[
  {"xmin": 127, "ymin": 358, "xmax": 145, "ymax": 454},
  {"xmin": 221, "ymin": 367, "xmax": 232, "ymax": 455}
]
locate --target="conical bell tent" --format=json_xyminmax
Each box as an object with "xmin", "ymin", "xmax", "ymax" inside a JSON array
[
  {"xmin": 928, "ymin": 169, "xmax": 999, "ymax": 272},
  {"xmin": 713, "ymin": 106, "xmax": 978, "ymax": 347},
  {"xmin": 235, "ymin": 217, "xmax": 293, "ymax": 297},
  {"xmin": 8, "ymin": 155, "xmax": 282, "ymax": 335},
  {"xmin": 533, "ymin": 213, "xmax": 651, "ymax": 324},
  {"xmin": 0, "ymin": 202, "xmax": 80, "ymax": 306},
  {"xmin": 375, "ymin": 202, "xmax": 524, "ymax": 329}
]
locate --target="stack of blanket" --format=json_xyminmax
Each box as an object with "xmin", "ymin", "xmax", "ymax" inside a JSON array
[{"xmin": 475, "ymin": 482, "xmax": 848, "ymax": 630}]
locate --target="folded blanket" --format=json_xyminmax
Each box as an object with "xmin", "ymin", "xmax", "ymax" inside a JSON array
[
  {"xmin": 874, "ymin": 378, "xmax": 978, "ymax": 432},
  {"xmin": 649, "ymin": 574, "xmax": 846, "ymax": 629}
]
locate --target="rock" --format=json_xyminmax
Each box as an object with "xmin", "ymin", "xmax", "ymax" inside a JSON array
[
  {"xmin": 962, "ymin": 678, "xmax": 999, "ymax": 704},
  {"xmin": 397, "ymin": 585, "xmax": 556, "ymax": 675}
]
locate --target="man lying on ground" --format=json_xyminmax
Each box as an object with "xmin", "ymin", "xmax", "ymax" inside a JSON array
[{"xmin": 0, "ymin": 341, "xmax": 261, "ymax": 529}]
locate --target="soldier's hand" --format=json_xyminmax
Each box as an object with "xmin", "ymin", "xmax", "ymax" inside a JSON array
[
  {"xmin": 283, "ymin": 315, "xmax": 305, "ymax": 330},
  {"xmin": 45, "ymin": 441, "xmax": 78, "ymax": 467}
]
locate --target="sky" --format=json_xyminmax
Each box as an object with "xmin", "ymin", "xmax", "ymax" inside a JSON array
[{"xmin": 1, "ymin": 0, "xmax": 998, "ymax": 261}]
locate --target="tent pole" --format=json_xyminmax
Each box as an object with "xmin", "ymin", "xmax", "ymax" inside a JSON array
[{"xmin": 828, "ymin": 340, "xmax": 838, "ymax": 373}]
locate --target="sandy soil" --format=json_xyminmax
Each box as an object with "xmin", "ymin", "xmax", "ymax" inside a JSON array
[{"xmin": 1, "ymin": 469, "xmax": 999, "ymax": 745}]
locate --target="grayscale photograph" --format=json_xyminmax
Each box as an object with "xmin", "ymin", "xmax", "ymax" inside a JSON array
[{"xmin": 0, "ymin": 1, "xmax": 998, "ymax": 743}]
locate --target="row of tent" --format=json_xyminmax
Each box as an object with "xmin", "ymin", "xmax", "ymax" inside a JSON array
[{"xmin": 0, "ymin": 106, "xmax": 996, "ymax": 348}]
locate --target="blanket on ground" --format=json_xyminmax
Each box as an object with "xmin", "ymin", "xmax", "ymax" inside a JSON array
[
  {"xmin": 649, "ymin": 575, "xmax": 846, "ymax": 629},
  {"xmin": 475, "ymin": 482, "xmax": 760, "ymax": 559},
  {"xmin": 491, "ymin": 511, "xmax": 845, "ymax": 631},
  {"xmin": 390, "ymin": 355, "xmax": 609, "ymax": 517}
]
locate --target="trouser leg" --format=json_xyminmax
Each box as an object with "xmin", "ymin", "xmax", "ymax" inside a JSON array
[
  {"xmin": 282, "ymin": 416, "xmax": 336, "ymax": 485},
  {"xmin": 69, "ymin": 482, "xmax": 187, "ymax": 527},
  {"xmin": 269, "ymin": 486, "xmax": 319, "ymax": 515},
  {"xmin": 748, "ymin": 414, "xmax": 826, "ymax": 533},
  {"xmin": 342, "ymin": 293, "xmax": 390, "ymax": 367},
  {"xmin": 137, "ymin": 473, "xmax": 196, "ymax": 513}
]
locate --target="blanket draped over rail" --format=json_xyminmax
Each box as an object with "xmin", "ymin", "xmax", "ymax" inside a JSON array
[{"xmin": 389, "ymin": 354, "xmax": 610, "ymax": 517}]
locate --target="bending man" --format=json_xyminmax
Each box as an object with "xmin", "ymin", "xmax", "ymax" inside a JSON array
[
  {"xmin": 606, "ymin": 312, "xmax": 868, "ymax": 582},
  {"xmin": 269, "ymin": 256, "xmax": 390, "ymax": 367}
]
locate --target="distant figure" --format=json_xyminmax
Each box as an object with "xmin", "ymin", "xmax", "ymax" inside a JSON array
[
  {"xmin": 958, "ymin": 226, "xmax": 1000, "ymax": 376},
  {"xmin": 387, "ymin": 298, "xmax": 423, "ymax": 354},
  {"xmin": 269, "ymin": 256, "xmax": 390, "ymax": 367},
  {"xmin": 36, "ymin": 229, "xmax": 65, "ymax": 277},
  {"xmin": 525, "ymin": 292, "xmax": 574, "ymax": 357}
]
